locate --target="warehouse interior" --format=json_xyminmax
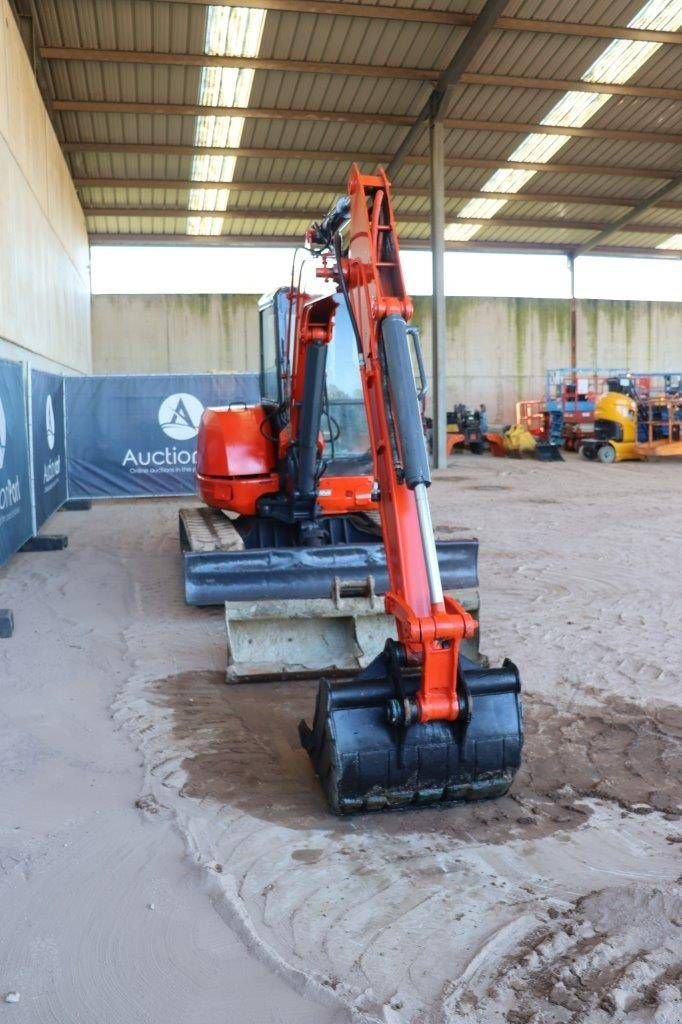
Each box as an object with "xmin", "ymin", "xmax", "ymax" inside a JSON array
[{"xmin": 1, "ymin": 1, "xmax": 681, "ymax": 1021}]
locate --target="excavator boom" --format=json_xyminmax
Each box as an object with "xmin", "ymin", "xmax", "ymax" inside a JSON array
[
  {"xmin": 299, "ymin": 166, "xmax": 523, "ymax": 811},
  {"xmin": 190, "ymin": 256, "xmax": 482, "ymax": 683}
]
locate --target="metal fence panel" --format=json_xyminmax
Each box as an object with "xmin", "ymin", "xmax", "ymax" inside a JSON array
[
  {"xmin": 0, "ymin": 358, "xmax": 34, "ymax": 566},
  {"xmin": 30, "ymin": 369, "xmax": 68, "ymax": 527}
]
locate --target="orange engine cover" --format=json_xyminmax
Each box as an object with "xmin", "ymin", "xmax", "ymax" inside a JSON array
[
  {"xmin": 196, "ymin": 405, "xmax": 279, "ymax": 513},
  {"xmin": 197, "ymin": 405, "xmax": 276, "ymax": 478}
]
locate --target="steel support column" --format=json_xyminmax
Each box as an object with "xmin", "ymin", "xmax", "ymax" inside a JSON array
[
  {"xmin": 430, "ymin": 117, "xmax": 447, "ymax": 470},
  {"xmin": 568, "ymin": 254, "xmax": 577, "ymax": 373}
]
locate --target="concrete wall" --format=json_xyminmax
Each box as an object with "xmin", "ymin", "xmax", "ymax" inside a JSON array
[
  {"xmin": 413, "ymin": 296, "xmax": 682, "ymax": 423},
  {"xmin": 413, "ymin": 295, "xmax": 570, "ymax": 425},
  {"xmin": 0, "ymin": 0, "xmax": 91, "ymax": 373},
  {"xmin": 92, "ymin": 292, "xmax": 682, "ymax": 423},
  {"xmin": 91, "ymin": 294, "xmax": 258, "ymax": 375}
]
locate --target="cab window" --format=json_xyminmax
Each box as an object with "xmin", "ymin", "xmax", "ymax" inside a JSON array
[
  {"xmin": 260, "ymin": 303, "xmax": 280, "ymax": 402},
  {"xmin": 322, "ymin": 300, "xmax": 370, "ymax": 459}
]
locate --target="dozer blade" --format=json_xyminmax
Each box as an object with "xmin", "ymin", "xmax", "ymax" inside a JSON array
[
  {"xmin": 225, "ymin": 584, "xmax": 386, "ymax": 682},
  {"xmin": 179, "ymin": 507, "xmax": 479, "ymax": 606},
  {"xmin": 299, "ymin": 653, "xmax": 523, "ymax": 814},
  {"xmin": 224, "ymin": 582, "xmax": 480, "ymax": 682}
]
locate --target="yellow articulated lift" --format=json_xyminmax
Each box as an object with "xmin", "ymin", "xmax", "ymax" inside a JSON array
[{"xmin": 580, "ymin": 376, "xmax": 682, "ymax": 464}]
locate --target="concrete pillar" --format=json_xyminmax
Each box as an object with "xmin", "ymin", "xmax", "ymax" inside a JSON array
[{"xmin": 430, "ymin": 117, "xmax": 447, "ymax": 469}]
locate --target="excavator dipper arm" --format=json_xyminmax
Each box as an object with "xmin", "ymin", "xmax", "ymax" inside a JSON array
[{"xmin": 300, "ymin": 166, "xmax": 523, "ymax": 812}]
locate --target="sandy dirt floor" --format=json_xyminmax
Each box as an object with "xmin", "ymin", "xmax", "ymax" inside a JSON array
[{"xmin": 1, "ymin": 453, "xmax": 680, "ymax": 1023}]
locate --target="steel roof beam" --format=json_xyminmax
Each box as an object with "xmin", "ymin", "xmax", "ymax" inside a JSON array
[
  {"xmin": 80, "ymin": 207, "xmax": 682, "ymax": 235},
  {"xmin": 49, "ymin": 99, "xmax": 682, "ymax": 147},
  {"xmin": 43, "ymin": 49, "xmax": 682, "ymax": 109},
  {"xmin": 41, "ymin": 46, "xmax": 439, "ymax": 81},
  {"xmin": 356, "ymin": 0, "xmax": 499, "ymax": 179},
  {"xmin": 87, "ymin": 232, "xmax": 682, "ymax": 259},
  {"xmin": 134, "ymin": 0, "xmax": 682, "ymax": 47},
  {"xmin": 69, "ymin": 178, "xmax": 682, "ymax": 210},
  {"xmin": 91, "ymin": 207, "xmax": 608, "ymax": 227},
  {"xmin": 52, "ymin": 99, "xmax": 413, "ymax": 126},
  {"xmin": 573, "ymin": 175, "xmax": 682, "ymax": 256},
  {"xmin": 468, "ymin": 73, "xmax": 682, "ymax": 102},
  {"xmin": 61, "ymin": 142, "xmax": 675, "ymax": 182}
]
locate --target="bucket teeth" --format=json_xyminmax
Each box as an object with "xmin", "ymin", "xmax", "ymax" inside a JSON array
[{"xmin": 299, "ymin": 655, "xmax": 523, "ymax": 814}]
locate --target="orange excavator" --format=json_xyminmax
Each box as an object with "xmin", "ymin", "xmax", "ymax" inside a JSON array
[{"xmin": 195, "ymin": 165, "xmax": 523, "ymax": 813}]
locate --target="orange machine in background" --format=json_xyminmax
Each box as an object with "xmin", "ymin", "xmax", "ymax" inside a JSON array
[{"xmin": 515, "ymin": 400, "xmax": 547, "ymax": 438}]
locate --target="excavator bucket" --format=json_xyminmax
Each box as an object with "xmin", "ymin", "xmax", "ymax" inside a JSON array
[
  {"xmin": 299, "ymin": 652, "xmax": 523, "ymax": 813},
  {"xmin": 535, "ymin": 441, "xmax": 564, "ymax": 461}
]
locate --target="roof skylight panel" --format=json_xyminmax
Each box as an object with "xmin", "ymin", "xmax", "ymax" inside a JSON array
[
  {"xmin": 187, "ymin": 7, "xmax": 266, "ymax": 236},
  {"xmin": 656, "ymin": 233, "xmax": 682, "ymax": 249},
  {"xmin": 444, "ymin": 0, "xmax": 682, "ymax": 243}
]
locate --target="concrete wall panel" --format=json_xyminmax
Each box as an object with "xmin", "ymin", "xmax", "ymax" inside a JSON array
[
  {"xmin": 0, "ymin": 5, "xmax": 8, "ymax": 140},
  {"xmin": 4, "ymin": 12, "xmax": 47, "ymax": 206},
  {"xmin": 92, "ymin": 294, "xmax": 259, "ymax": 375},
  {"xmin": 93, "ymin": 293, "xmax": 680, "ymax": 423},
  {"xmin": 577, "ymin": 300, "xmax": 682, "ymax": 373},
  {"xmin": 45, "ymin": 125, "xmax": 90, "ymax": 282},
  {"xmin": 413, "ymin": 295, "xmax": 571, "ymax": 423},
  {"xmin": 0, "ymin": 0, "xmax": 91, "ymax": 373}
]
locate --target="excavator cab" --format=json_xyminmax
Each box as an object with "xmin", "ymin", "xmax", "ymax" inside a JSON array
[{"xmin": 259, "ymin": 288, "xmax": 371, "ymax": 474}]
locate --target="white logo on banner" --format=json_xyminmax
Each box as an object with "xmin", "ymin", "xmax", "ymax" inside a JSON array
[
  {"xmin": 46, "ymin": 394, "xmax": 56, "ymax": 451},
  {"xmin": 0, "ymin": 397, "xmax": 6, "ymax": 470},
  {"xmin": 43, "ymin": 390, "xmax": 61, "ymax": 487},
  {"xmin": 158, "ymin": 393, "xmax": 204, "ymax": 440}
]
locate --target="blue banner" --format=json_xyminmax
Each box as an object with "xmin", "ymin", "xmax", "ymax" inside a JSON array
[
  {"xmin": 65, "ymin": 373, "xmax": 259, "ymax": 498},
  {"xmin": 30, "ymin": 369, "xmax": 68, "ymax": 527},
  {"xmin": 0, "ymin": 358, "xmax": 34, "ymax": 566}
]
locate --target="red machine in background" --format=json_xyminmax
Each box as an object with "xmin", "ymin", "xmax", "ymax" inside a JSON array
[{"xmin": 194, "ymin": 165, "xmax": 523, "ymax": 813}]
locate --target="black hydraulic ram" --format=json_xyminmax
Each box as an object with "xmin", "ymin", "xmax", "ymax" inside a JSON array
[
  {"xmin": 307, "ymin": 195, "xmax": 351, "ymax": 251},
  {"xmin": 381, "ymin": 313, "xmax": 444, "ymax": 607},
  {"xmin": 296, "ymin": 340, "xmax": 328, "ymax": 501},
  {"xmin": 381, "ymin": 313, "xmax": 431, "ymax": 489}
]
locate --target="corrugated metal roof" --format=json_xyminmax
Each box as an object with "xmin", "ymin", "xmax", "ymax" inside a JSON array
[{"xmin": 15, "ymin": 0, "xmax": 681, "ymax": 255}]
